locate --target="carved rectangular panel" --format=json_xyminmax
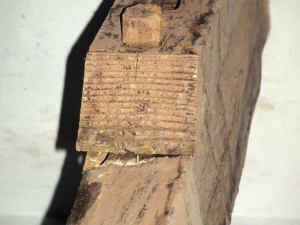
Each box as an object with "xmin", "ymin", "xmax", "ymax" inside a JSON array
[{"xmin": 76, "ymin": 52, "xmax": 198, "ymax": 154}]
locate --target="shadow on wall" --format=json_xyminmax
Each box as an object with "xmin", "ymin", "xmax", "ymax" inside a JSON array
[{"xmin": 41, "ymin": 0, "xmax": 114, "ymax": 224}]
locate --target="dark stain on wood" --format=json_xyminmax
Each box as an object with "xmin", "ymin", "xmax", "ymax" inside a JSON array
[{"xmin": 67, "ymin": 174, "xmax": 102, "ymax": 224}]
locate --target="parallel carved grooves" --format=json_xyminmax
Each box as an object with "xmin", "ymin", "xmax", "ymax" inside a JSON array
[{"xmin": 77, "ymin": 52, "xmax": 198, "ymax": 154}]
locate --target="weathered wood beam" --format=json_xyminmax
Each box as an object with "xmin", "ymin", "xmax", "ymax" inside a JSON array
[{"xmin": 68, "ymin": 0, "xmax": 269, "ymax": 224}]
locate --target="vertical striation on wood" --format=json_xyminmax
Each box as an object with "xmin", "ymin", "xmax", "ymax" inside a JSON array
[{"xmin": 191, "ymin": 0, "xmax": 269, "ymax": 223}]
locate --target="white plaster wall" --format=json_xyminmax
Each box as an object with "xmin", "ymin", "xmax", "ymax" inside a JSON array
[
  {"xmin": 0, "ymin": 0, "xmax": 299, "ymax": 224},
  {"xmin": 231, "ymin": 0, "xmax": 300, "ymax": 224},
  {"xmin": 0, "ymin": 1, "xmax": 102, "ymax": 224}
]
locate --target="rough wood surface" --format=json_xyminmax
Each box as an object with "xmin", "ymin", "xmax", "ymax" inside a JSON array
[
  {"xmin": 68, "ymin": 156, "xmax": 192, "ymax": 225},
  {"xmin": 70, "ymin": 0, "xmax": 269, "ymax": 224},
  {"xmin": 77, "ymin": 52, "xmax": 197, "ymax": 154}
]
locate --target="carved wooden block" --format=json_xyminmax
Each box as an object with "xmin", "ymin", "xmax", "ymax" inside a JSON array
[
  {"xmin": 70, "ymin": 0, "xmax": 269, "ymax": 224},
  {"xmin": 76, "ymin": 0, "xmax": 206, "ymax": 155}
]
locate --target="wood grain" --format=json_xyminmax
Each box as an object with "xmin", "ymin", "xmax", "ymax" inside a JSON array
[{"xmin": 77, "ymin": 52, "xmax": 198, "ymax": 154}]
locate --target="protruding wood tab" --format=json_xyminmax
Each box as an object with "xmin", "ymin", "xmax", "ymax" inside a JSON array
[{"xmin": 122, "ymin": 4, "xmax": 167, "ymax": 47}]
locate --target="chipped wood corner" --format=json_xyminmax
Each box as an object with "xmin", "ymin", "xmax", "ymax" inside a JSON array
[{"xmin": 68, "ymin": 0, "xmax": 269, "ymax": 224}]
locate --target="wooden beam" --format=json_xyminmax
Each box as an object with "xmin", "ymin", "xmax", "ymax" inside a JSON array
[{"xmin": 68, "ymin": 0, "xmax": 269, "ymax": 224}]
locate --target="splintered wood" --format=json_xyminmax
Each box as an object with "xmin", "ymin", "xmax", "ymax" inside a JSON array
[{"xmin": 70, "ymin": 0, "xmax": 269, "ymax": 224}]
